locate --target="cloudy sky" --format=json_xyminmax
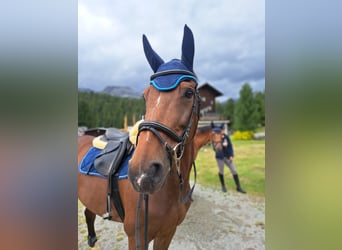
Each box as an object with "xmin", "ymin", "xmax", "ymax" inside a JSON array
[{"xmin": 78, "ymin": 0, "xmax": 264, "ymax": 101}]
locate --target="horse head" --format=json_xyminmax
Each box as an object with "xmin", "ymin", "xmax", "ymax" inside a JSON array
[
  {"xmin": 128, "ymin": 25, "xmax": 200, "ymax": 194},
  {"xmin": 211, "ymin": 122, "xmax": 225, "ymax": 151}
]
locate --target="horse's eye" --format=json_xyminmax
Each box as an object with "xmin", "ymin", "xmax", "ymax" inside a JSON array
[{"xmin": 184, "ymin": 88, "xmax": 194, "ymax": 99}]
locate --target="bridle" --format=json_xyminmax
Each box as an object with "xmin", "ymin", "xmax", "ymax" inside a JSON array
[
  {"xmin": 137, "ymin": 70, "xmax": 199, "ymax": 167},
  {"xmin": 137, "ymin": 84, "xmax": 199, "ymax": 199},
  {"xmin": 134, "ymin": 73, "xmax": 200, "ymax": 250},
  {"xmin": 137, "ymin": 87, "xmax": 199, "ymax": 175},
  {"xmin": 137, "ymin": 68, "xmax": 200, "ymax": 179}
]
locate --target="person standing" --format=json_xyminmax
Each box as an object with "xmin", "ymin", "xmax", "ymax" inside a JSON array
[{"xmin": 211, "ymin": 122, "xmax": 246, "ymax": 194}]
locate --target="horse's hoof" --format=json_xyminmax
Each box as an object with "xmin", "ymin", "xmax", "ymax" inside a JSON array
[{"xmin": 88, "ymin": 235, "xmax": 98, "ymax": 247}]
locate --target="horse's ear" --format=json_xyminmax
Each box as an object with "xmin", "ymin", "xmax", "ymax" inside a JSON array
[
  {"xmin": 211, "ymin": 121, "xmax": 215, "ymax": 128},
  {"xmin": 143, "ymin": 34, "xmax": 164, "ymax": 73},
  {"xmin": 181, "ymin": 24, "xmax": 195, "ymax": 72}
]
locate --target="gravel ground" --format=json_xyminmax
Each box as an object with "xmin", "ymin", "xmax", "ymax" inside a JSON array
[{"xmin": 78, "ymin": 184, "xmax": 265, "ymax": 250}]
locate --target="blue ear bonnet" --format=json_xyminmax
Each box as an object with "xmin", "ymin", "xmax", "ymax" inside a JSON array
[
  {"xmin": 150, "ymin": 59, "xmax": 197, "ymax": 91},
  {"xmin": 211, "ymin": 122, "xmax": 224, "ymax": 133},
  {"xmin": 143, "ymin": 25, "xmax": 197, "ymax": 91},
  {"xmin": 212, "ymin": 127, "xmax": 222, "ymax": 134}
]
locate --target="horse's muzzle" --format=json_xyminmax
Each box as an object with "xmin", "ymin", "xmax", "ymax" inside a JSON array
[{"xmin": 128, "ymin": 161, "xmax": 168, "ymax": 194}]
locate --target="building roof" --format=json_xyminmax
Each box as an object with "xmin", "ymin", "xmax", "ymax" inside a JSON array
[{"xmin": 198, "ymin": 82, "xmax": 223, "ymax": 97}]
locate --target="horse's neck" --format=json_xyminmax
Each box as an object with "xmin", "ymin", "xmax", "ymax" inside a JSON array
[
  {"xmin": 181, "ymin": 123, "xmax": 198, "ymax": 182},
  {"xmin": 180, "ymin": 141, "xmax": 195, "ymax": 182},
  {"xmin": 195, "ymin": 131, "xmax": 210, "ymax": 149},
  {"xmin": 200, "ymin": 132, "xmax": 211, "ymax": 147}
]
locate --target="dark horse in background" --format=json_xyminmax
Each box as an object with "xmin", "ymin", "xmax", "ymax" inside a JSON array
[{"xmin": 78, "ymin": 25, "xmax": 201, "ymax": 249}]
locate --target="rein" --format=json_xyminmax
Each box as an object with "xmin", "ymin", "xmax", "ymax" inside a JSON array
[
  {"xmin": 135, "ymin": 164, "xmax": 197, "ymax": 250},
  {"xmin": 135, "ymin": 194, "xmax": 149, "ymax": 250}
]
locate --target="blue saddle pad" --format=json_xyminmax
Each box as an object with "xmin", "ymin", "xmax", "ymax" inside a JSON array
[{"xmin": 78, "ymin": 147, "xmax": 134, "ymax": 179}]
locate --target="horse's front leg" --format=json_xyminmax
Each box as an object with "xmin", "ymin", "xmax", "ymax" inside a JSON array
[
  {"xmin": 84, "ymin": 208, "xmax": 97, "ymax": 247},
  {"xmin": 127, "ymin": 235, "xmax": 151, "ymax": 250},
  {"xmin": 152, "ymin": 228, "xmax": 177, "ymax": 250}
]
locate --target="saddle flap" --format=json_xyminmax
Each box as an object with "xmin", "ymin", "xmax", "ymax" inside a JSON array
[{"xmin": 94, "ymin": 135, "xmax": 133, "ymax": 177}]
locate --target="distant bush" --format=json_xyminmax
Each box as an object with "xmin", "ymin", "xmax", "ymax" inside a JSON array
[{"xmin": 231, "ymin": 130, "xmax": 254, "ymax": 140}]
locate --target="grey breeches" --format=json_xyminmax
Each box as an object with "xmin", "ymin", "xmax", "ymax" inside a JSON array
[{"xmin": 215, "ymin": 158, "xmax": 237, "ymax": 175}]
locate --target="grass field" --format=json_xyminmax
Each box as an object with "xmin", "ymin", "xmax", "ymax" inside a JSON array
[{"xmin": 194, "ymin": 138, "xmax": 265, "ymax": 196}]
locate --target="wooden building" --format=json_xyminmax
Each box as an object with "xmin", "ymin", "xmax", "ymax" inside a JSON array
[{"xmin": 198, "ymin": 82, "xmax": 223, "ymax": 119}]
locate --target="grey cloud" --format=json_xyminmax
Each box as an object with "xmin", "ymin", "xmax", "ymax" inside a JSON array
[{"xmin": 78, "ymin": 0, "xmax": 265, "ymax": 100}]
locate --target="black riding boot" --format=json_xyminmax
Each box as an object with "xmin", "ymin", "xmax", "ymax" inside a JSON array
[
  {"xmin": 233, "ymin": 174, "xmax": 246, "ymax": 194},
  {"xmin": 218, "ymin": 173, "xmax": 227, "ymax": 192}
]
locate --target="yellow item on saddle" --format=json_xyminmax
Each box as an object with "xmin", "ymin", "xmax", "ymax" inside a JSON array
[
  {"xmin": 129, "ymin": 119, "xmax": 143, "ymax": 146},
  {"xmin": 92, "ymin": 135, "xmax": 107, "ymax": 149},
  {"xmin": 91, "ymin": 119, "xmax": 143, "ymax": 149}
]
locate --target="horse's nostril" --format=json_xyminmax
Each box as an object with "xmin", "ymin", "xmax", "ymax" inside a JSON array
[
  {"xmin": 149, "ymin": 162, "xmax": 162, "ymax": 176},
  {"xmin": 128, "ymin": 161, "xmax": 167, "ymax": 193}
]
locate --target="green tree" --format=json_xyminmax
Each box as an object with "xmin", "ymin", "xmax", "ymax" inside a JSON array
[
  {"xmin": 216, "ymin": 101, "xmax": 223, "ymax": 116},
  {"xmin": 78, "ymin": 91, "xmax": 145, "ymax": 128},
  {"xmin": 254, "ymin": 90, "xmax": 265, "ymax": 126},
  {"xmin": 234, "ymin": 83, "xmax": 258, "ymax": 131},
  {"xmin": 78, "ymin": 99, "xmax": 91, "ymax": 126},
  {"xmin": 223, "ymin": 98, "xmax": 235, "ymax": 129}
]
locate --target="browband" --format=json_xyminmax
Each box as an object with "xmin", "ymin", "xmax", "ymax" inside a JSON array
[{"xmin": 150, "ymin": 69, "xmax": 197, "ymax": 80}]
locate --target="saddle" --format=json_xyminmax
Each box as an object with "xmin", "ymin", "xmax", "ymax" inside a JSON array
[
  {"xmin": 93, "ymin": 128, "xmax": 133, "ymax": 177},
  {"xmin": 92, "ymin": 128, "xmax": 134, "ymax": 221}
]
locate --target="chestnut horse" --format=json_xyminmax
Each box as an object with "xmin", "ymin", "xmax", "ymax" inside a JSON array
[
  {"xmin": 193, "ymin": 126, "xmax": 213, "ymax": 159},
  {"xmin": 194, "ymin": 125, "xmax": 224, "ymax": 159},
  {"xmin": 209, "ymin": 122, "xmax": 226, "ymax": 153},
  {"xmin": 78, "ymin": 25, "xmax": 200, "ymax": 249},
  {"xmin": 193, "ymin": 124, "xmax": 226, "ymax": 159}
]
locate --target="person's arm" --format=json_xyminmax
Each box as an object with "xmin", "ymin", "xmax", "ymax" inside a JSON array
[{"xmin": 227, "ymin": 135, "xmax": 234, "ymax": 158}]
